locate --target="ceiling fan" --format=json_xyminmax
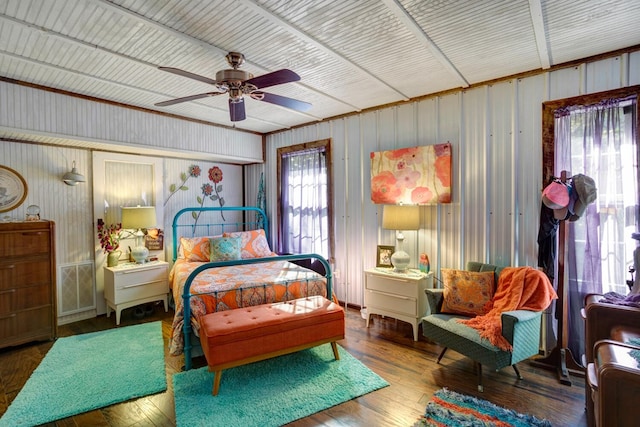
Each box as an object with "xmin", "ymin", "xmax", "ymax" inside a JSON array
[{"xmin": 155, "ymin": 52, "xmax": 311, "ymax": 122}]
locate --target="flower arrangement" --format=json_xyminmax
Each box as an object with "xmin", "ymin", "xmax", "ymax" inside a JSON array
[{"xmin": 97, "ymin": 219, "xmax": 122, "ymax": 254}]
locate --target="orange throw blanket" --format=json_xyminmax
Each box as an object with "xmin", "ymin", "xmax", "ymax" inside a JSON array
[{"xmin": 458, "ymin": 266, "xmax": 557, "ymax": 351}]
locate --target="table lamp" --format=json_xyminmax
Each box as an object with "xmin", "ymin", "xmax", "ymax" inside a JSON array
[
  {"xmin": 121, "ymin": 206, "xmax": 156, "ymax": 264},
  {"xmin": 382, "ymin": 204, "xmax": 420, "ymax": 272}
]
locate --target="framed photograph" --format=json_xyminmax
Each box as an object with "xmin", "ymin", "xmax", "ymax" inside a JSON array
[
  {"xmin": 376, "ymin": 245, "xmax": 394, "ymax": 268},
  {"xmin": 0, "ymin": 165, "xmax": 28, "ymax": 213}
]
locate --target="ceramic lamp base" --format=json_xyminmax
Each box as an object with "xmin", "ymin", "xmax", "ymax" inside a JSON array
[
  {"xmin": 391, "ymin": 250, "xmax": 410, "ymax": 272},
  {"xmin": 131, "ymin": 245, "xmax": 149, "ymax": 264}
]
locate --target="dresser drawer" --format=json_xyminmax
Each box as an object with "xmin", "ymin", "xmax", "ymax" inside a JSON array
[
  {"xmin": 0, "ymin": 306, "xmax": 53, "ymax": 342},
  {"xmin": 111, "ymin": 266, "xmax": 168, "ymax": 290},
  {"xmin": 366, "ymin": 289, "xmax": 417, "ymax": 316},
  {"xmin": 0, "ymin": 259, "xmax": 51, "ymax": 291},
  {"xmin": 365, "ymin": 273, "xmax": 418, "ymax": 298},
  {"xmin": 0, "ymin": 228, "xmax": 51, "ymax": 257},
  {"xmin": 0, "ymin": 284, "xmax": 52, "ymax": 314}
]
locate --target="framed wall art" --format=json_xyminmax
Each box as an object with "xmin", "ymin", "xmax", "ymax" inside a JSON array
[
  {"xmin": 376, "ymin": 245, "xmax": 394, "ymax": 268},
  {"xmin": 370, "ymin": 142, "xmax": 452, "ymax": 204},
  {"xmin": 0, "ymin": 165, "xmax": 28, "ymax": 213}
]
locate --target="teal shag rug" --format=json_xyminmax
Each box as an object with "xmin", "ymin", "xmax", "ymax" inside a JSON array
[
  {"xmin": 414, "ymin": 388, "xmax": 552, "ymax": 427},
  {"xmin": 173, "ymin": 343, "xmax": 389, "ymax": 427},
  {"xmin": 0, "ymin": 321, "xmax": 167, "ymax": 427}
]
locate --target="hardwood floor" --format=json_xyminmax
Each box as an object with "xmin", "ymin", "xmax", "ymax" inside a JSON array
[{"xmin": 0, "ymin": 304, "xmax": 587, "ymax": 426}]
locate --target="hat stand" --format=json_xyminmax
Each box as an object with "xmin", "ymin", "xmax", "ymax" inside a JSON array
[{"xmin": 531, "ymin": 170, "xmax": 582, "ymax": 385}]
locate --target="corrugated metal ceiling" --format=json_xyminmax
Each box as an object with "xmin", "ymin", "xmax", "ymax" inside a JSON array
[{"xmin": 0, "ymin": 0, "xmax": 639, "ymax": 139}]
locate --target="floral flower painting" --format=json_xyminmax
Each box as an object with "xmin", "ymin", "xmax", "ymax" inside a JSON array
[{"xmin": 370, "ymin": 142, "xmax": 452, "ymax": 204}]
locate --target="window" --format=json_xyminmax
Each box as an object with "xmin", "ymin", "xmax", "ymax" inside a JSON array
[
  {"xmin": 543, "ymin": 86, "xmax": 640, "ymax": 362},
  {"xmin": 557, "ymin": 99, "xmax": 638, "ymax": 294},
  {"xmin": 277, "ymin": 139, "xmax": 333, "ymax": 261}
]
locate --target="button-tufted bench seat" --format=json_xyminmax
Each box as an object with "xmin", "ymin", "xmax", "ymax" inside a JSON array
[{"xmin": 198, "ymin": 295, "xmax": 345, "ymax": 395}]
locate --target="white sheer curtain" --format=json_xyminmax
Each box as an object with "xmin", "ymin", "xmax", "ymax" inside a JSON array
[
  {"xmin": 554, "ymin": 97, "xmax": 638, "ymax": 360},
  {"xmin": 279, "ymin": 148, "xmax": 329, "ymax": 258}
]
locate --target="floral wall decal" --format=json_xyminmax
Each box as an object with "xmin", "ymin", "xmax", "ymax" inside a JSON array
[
  {"xmin": 195, "ymin": 166, "xmax": 226, "ymax": 223},
  {"xmin": 370, "ymin": 142, "xmax": 452, "ymax": 204},
  {"xmin": 164, "ymin": 164, "xmax": 201, "ymax": 206},
  {"xmin": 166, "ymin": 164, "xmax": 227, "ymax": 230}
]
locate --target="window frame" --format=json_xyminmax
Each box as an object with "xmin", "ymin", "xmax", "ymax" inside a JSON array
[
  {"xmin": 542, "ymin": 85, "xmax": 640, "ymax": 185},
  {"xmin": 276, "ymin": 138, "xmax": 335, "ymax": 261}
]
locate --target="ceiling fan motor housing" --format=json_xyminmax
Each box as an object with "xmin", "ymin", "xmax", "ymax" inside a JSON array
[{"xmin": 215, "ymin": 69, "xmax": 253, "ymax": 88}]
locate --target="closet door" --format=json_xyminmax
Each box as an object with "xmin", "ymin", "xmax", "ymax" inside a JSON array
[{"xmin": 92, "ymin": 152, "xmax": 163, "ymax": 315}]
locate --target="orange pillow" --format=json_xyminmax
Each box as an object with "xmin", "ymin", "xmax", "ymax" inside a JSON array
[
  {"xmin": 179, "ymin": 236, "xmax": 215, "ymax": 262},
  {"xmin": 440, "ymin": 269, "xmax": 495, "ymax": 317},
  {"xmin": 223, "ymin": 229, "xmax": 275, "ymax": 259}
]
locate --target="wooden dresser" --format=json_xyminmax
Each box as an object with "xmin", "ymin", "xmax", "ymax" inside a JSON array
[{"xmin": 0, "ymin": 221, "xmax": 57, "ymax": 349}]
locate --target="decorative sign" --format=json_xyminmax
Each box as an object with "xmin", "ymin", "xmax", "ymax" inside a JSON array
[
  {"xmin": 145, "ymin": 228, "xmax": 164, "ymax": 250},
  {"xmin": 370, "ymin": 142, "xmax": 452, "ymax": 204}
]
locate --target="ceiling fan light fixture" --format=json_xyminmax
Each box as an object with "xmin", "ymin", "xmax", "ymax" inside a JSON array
[{"xmin": 156, "ymin": 51, "xmax": 311, "ymax": 121}]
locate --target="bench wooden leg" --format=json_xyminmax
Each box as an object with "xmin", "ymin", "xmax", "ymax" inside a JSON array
[
  {"xmin": 331, "ymin": 342, "xmax": 340, "ymax": 360},
  {"xmin": 212, "ymin": 370, "xmax": 222, "ymax": 396}
]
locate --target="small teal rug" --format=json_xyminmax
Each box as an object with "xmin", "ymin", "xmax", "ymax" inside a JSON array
[
  {"xmin": 173, "ymin": 343, "xmax": 389, "ymax": 427},
  {"xmin": 414, "ymin": 388, "xmax": 551, "ymax": 427},
  {"xmin": 0, "ymin": 321, "xmax": 166, "ymax": 426}
]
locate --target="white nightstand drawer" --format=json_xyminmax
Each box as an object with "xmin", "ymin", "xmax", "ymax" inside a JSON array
[
  {"xmin": 366, "ymin": 289, "xmax": 417, "ymax": 316},
  {"xmin": 112, "ymin": 266, "xmax": 167, "ymax": 289},
  {"xmin": 112, "ymin": 280, "xmax": 167, "ymax": 304},
  {"xmin": 366, "ymin": 273, "xmax": 417, "ymax": 298}
]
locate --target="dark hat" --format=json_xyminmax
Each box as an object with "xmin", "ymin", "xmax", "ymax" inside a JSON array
[{"xmin": 569, "ymin": 174, "xmax": 597, "ymax": 221}]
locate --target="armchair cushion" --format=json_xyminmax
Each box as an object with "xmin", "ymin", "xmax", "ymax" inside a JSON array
[{"xmin": 440, "ymin": 269, "xmax": 495, "ymax": 316}]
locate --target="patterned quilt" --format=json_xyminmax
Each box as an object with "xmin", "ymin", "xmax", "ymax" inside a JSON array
[{"xmin": 168, "ymin": 258, "xmax": 327, "ymax": 355}]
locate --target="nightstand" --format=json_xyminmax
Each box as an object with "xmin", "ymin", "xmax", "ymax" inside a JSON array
[
  {"xmin": 104, "ymin": 261, "xmax": 169, "ymax": 325},
  {"xmin": 364, "ymin": 268, "xmax": 433, "ymax": 341}
]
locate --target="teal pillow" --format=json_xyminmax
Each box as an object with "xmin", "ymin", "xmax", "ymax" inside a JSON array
[{"xmin": 210, "ymin": 236, "xmax": 242, "ymax": 262}]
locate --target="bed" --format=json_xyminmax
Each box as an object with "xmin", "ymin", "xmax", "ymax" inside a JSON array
[{"xmin": 168, "ymin": 206, "xmax": 333, "ymax": 369}]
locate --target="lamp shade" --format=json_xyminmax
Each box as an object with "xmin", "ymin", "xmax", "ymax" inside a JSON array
[
  {"xmin": 382, "ymin": 205, "xmax": 420, "ymax": 230},
  {"xmin": 62, "ymin": 161, "xmax": 86, "ymax": 186},
  {"xmin": 121, "ymin": 206, "xmax": 156, "ymax": 229}
]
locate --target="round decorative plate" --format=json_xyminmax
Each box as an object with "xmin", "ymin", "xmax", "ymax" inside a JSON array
[{"xmin": 0, "ymin": 165, "xmax": 28, "ymax": 213}]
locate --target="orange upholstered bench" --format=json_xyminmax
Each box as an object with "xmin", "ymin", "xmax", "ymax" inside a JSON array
[{"xmin": 198, "ymin": 295, "xmax": 345, "ymax": 395}]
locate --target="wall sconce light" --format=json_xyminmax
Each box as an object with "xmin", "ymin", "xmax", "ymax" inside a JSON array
[
  {"xmin": 62, "ymin": 161, "xmax": 86, "ymax": 186},
  {"xmin": 382, "ymin": 204, "xmax": 420, "ymax": 272}
]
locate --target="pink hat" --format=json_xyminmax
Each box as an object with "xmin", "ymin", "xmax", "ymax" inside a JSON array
[{"xmin": 542, "ymin": 181, "xmax": 569, "ymax": 210}]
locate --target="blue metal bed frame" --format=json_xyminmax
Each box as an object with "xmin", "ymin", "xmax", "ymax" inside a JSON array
[{"xmin": 171, "ymin": 206, "xmax": 333, "ymax": 370}]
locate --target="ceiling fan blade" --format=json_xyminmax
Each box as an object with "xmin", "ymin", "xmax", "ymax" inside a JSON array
[
  {"xmin": 158, "ymin": 66, "xmax": 218, "ymax": 86},
  {"xmin": 229, "ymin": 98, "xmax": 246, "ymax": 122},
  {"xmin": 251, "ymin": 91, "xmax": 312, "ymax": 112},
  {"xmin": 245, "ymin": 69, "xmax": 300, "ymax": 89},
  {"xmin": 155, "ymin": 92, "xmax": 224, "ymax": 107}
]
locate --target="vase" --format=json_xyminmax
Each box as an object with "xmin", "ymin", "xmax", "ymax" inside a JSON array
[{"xmin": 107, "ymin": 250, "xmax": 121, "ymax": 267}]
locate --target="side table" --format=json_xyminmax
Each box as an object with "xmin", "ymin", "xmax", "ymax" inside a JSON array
[
  {"xmin": 104, "ymin": 261, "xmax": 169, "ymax": 325},
  {"xmin": 364, "ymin": 268, "xmax": 433, "ymax": 341}
]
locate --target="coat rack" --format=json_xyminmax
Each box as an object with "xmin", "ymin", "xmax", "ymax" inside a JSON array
[{"xmin": 534, "ymin": 170, "xmax": 583, "ymax": 386}]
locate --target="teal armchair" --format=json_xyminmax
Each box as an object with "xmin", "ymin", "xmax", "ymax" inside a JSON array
[{"xmin": 421, "ymin": 262, "xmax": 543, "ymax": 391}]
